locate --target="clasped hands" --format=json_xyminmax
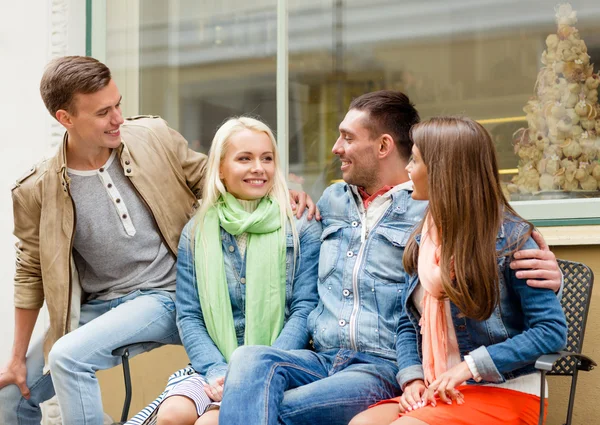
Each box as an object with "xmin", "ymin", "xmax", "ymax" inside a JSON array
[{"xmin": 398, "ymin": 361, "xmax": 473, "ymax": 414}]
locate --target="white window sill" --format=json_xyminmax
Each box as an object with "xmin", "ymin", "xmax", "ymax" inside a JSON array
[{"xmin": 537, "ymin": 226, "xmax": 600, "ymax": 246}]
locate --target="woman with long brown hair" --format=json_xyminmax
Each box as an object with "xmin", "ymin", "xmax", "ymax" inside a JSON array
[{"xmin": 350, "ymin": 116, "xmax": 567, "ymax": 425}]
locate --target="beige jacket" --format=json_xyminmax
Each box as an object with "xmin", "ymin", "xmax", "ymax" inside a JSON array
[{"xmin": 11, "ymin": 116, "xmax": 207, "ymax": 363}]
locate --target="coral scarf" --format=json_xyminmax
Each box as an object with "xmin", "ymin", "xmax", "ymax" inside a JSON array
[
  {"xmin": 417, "ymin": 214, "xmax": 460, "ymax": 385},
  {"xmin": 195, "ymin": 194, "xmax": 286, "ymax": 362}
]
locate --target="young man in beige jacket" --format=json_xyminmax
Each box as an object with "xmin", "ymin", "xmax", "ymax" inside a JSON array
[{"xmin": 0, "ymin": 56, "xmax": 314, "ymax": 425}]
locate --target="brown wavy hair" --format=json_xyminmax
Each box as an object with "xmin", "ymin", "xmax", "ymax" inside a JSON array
[{"xmin": 403, "ymin": 116, "xmax": 532, "ymax": 320}]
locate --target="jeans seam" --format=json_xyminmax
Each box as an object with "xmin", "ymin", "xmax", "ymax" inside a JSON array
[
  {"xmin": 78, "ymin": 299, "xmax": 176, "ymax": 364},
  {"xmin": 276, "ymin": 362, "xmax": 328, "ymax": 380},
  {"xmin": 155, "ymin": 327, "xmax": 180, "ymax": 345},
  {"xmin": 16, "ymin": 396, "xmax": 28, "ymax": 425},
  {"xmin": 279, "ymin": 396, "xmax": 377, "ymax": 418},
  {"xmin": 264, "ymin": 361, "xmax": 328, "ymax": 425},
  {"xmin": 76, "ymin": 371, "xmax": 89, "ymax": 425}
]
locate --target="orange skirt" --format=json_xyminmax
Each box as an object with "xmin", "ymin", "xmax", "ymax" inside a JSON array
[{"xmin": 371, "ymin": 386, "xmax": 547, "ymax": 425}]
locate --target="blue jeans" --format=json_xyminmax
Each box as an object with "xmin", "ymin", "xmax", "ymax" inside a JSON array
[
  {"xmin": 219, "ymin": 346, "xmax": 400, "ymax": 425},
  {"xmin": 0, "ymin": 289, "xmax": 180, "ymax": 425}
]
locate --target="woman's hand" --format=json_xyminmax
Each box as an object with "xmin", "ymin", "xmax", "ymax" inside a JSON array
[
  {"xmin": 398, "ymin": 379, "xmax": 427, "ymax": 413},
  {"xmin": 422, "ymin": 362, "xmax": 471, "ymax": 407},
  {"xmin": 203, "ymin": 376, "xmax": 225, "ymax": 402}
]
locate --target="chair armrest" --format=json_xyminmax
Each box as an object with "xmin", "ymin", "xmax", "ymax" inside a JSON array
[{"xmin": 535, "ymin": 351, "xmax": 597, "ymax": 372}]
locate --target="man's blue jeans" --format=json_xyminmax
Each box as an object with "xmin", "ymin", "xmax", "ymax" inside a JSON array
[
  {"xmin": 0, "ymin": 289, "xmax": 180, "ymax": 425},
  {"xmin": 219, "ymin": 346, "xmax": 401, "ymax": 425}
]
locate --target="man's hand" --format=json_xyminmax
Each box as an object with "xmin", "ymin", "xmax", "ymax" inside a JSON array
[
  {"xmin": 203, "ymin": 376, "xmax": 225, "ymax": 402},
  {"xmin": 398, "ymin": 379, "xmax": 427, "ymax": 413},
  {"xmin": 289, "ymin": 190, "xmax": 320, "ymax": 221},
  {"xmin": 511, "ymin": 230, "xmax": 561, "ymax": 292},
  {"xmin": 0, "ymin": 358, "xmax": 30, "ymax": 399},
  {"xmin": 421, "ymin": 362, "xmax": 469, "ymax": 407}
]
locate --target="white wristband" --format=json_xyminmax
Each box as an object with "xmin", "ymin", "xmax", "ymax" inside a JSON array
[{"xmin": 464, "ymin": 354, "xmax": 482, "ymax": 382}]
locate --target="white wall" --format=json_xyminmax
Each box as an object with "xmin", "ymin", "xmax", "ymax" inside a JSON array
[{"xmin": 0, "ymin": 0, "xmax": 86, "ymax": 365}]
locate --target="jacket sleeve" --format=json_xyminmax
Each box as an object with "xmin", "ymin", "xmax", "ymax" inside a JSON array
[
  {"xmin": 12, "ymin": 185, "xmax": 44, "ymax": 309},
  {"xmin": 272, "ymin": 214, "xmax": 321, "ymax": 350},
  {"xmin": 469, "ymin": 236, "xmax": 568, "ymax": 382},
  {"xmin": 176, "ymin": 222, "xmax": 228, "ymax": 383},
  {"xmin": 167, "ymin": 125, "xmax": 207, "ymax": 199},
  {"xmin": 395, "ymin": 276, "xmax": 424, "ymax": 390}
]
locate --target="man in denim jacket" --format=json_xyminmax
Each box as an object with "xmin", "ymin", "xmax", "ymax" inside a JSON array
[{"xmin": 219, "ymin": 91, "xmax": 562, "ymax": 425}]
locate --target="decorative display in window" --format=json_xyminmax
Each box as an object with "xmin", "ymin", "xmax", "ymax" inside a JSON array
[{"xmin": 509, "ymin": 3, "xmax": 600, "ymax": 196}]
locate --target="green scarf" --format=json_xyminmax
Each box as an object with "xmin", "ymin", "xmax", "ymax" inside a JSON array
[{"xmin": 195, "ymin": 193, "xmax": 286, "ymax": 362}]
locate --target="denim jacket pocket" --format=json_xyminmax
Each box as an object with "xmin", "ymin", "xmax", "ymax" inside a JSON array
[
  {"xmin": 318, "ymin": 224, "xmax": 344, "ymax": 283},
  {"xmin": 364, "ymin": 226, "xmax": 407, "ymax": 284}
]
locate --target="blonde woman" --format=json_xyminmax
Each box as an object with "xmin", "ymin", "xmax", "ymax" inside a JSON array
[
  {"xmin": 351, "ymin": 117, "xmax": 567, "ymax": 425},
  {"xmin": 128, "ymin": 117, "xmax": 321, "ymax": 425}
]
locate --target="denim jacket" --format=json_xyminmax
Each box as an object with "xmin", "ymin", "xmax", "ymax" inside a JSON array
[
  {"xmin": 307, "ymin": 183, "xmax": 427, "ymax": 362},
  {"xmin": 396, "ymin": 214, "xmax": 568, "ymax": 389},
  {"xmin": 176, "ymin": 211, "xmax": 321, "ymax": 383}
]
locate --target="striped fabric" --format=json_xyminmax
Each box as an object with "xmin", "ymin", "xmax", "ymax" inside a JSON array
[
  {"xmin": 166, "ymin": 374, "xmax": 220, "ymax": 415},
  {"xmin": 125, "ymin": 366, "xmax": 212, "ymax": 425}
]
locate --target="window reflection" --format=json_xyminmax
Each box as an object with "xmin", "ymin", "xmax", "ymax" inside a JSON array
[{"xmin": 107, "ymin": 0, "xmax": 600, "ymax": 204}]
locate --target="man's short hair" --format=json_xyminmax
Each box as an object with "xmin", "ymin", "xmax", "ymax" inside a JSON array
[
  {"xmin": 349, "ymin": 90, "xmax": 420, "ymax": 161},
  {"xmin": 40, "ymin": 56, "xmax": 112, "ymax": 117}
]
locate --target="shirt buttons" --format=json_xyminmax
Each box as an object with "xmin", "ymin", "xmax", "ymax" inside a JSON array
[
  {"xmin": 457, "ymin": 325, "xmax": 467, "ymax": 332},
  {"xmin": 99, "ymin": 167, "xmax": 105, "ymax": 172},
  {"xmin": 229, "ymin": 245, "xmax": 235, "ymax": 252},
  {"xmin": 122, "ymin": 214, "xmax": 128, "ymax": 219},
  {"xmin": 116, "ymin": 198, "xmax": 121, "ymax": 203},
  {"xmin": 338, "ymin": 319, "xmax": 346, "ymax": 327},
  {"xmin": 346, "ymin": 251, "xmax": 354, "ymax": 257},
  {"xmin": 351, "ymin": 221, "xmax": 358, "ymax": 227},
  {"xmin": 240, "ymin": 277, "xmax": 246, "ymax": 284},
  {"xmin": 125, "ymin": 160, "xmax": 130, "ymax": 165},
  {"xmin": 107, "ymin": 183, "xmax": 113, "ymax": 188},
  {"xmin": 343, "ymin": 289, "xmax": 351, "ymax": 297},
  {"xmin": 126, "ymin": 168, "xmax": 132, "ymax": 173}
]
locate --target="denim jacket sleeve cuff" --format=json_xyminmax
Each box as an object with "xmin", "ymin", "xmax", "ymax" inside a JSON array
[
  {"xmin": 469, "ymin": 346, "xmax": 504, "ymax": 383},
  {"xmin": 205, "ymin": 365, "xmax": 228, "ymax": 384},
  {"xmin": 396, "ymin": 365, "xmax": 425, "ymax": 391},
  {"xmin": 556, "ymin": 269, "xmax": 564, "ymax": 301}
]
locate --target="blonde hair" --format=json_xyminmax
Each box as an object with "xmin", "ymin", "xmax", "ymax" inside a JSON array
[{"xmin": 195, "ymin": 116, "xmax": 299, "ymax": 268}]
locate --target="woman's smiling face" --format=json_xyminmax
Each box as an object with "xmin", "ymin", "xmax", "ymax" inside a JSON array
[
  {"xmin": 406, "ymin": 145, "xmax": 429, "ymax": 200},
  {"xmin": 219, "ymin": 129, "xmax": 276, "ymax": 200}
]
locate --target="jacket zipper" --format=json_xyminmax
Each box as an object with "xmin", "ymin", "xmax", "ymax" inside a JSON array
[{"xmin": 348, "ymin": 204, "xmax": 388, "ymax": 351}]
